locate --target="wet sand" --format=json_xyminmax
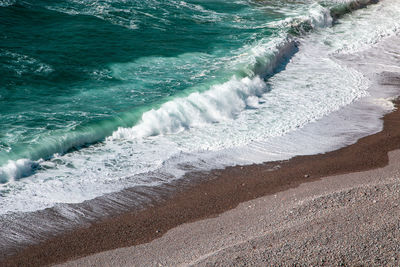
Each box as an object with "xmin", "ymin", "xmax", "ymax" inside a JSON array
[{"xmin": 58, "ymin": 149, "xmax": 400, "ymax": 266}]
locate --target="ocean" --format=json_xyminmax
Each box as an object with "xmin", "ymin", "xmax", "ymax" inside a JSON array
[{"xmin": 1, "ymin": 0, "xmax": 400, "ymax": 218}]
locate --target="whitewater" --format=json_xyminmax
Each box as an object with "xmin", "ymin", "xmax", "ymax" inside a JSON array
[{"xmin": 1, "ymin": 0, "xmax": 400, "ymax": 216}]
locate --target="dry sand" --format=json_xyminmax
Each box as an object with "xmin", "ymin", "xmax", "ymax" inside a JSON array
[{"xmin": 57, "ymin": 149, "xmax": 400, "ymax": 266}]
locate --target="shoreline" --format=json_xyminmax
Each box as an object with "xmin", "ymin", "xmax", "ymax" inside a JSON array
[
  {"xmin": 1, "ymin": 73, "xmax": 400, "ymax": 266},
  {"xmin": 57, "ymin": 150, "xmax": 400, "ymax": 267},
  {"xmin": 59, "ymin": 150, "xmax": 400, "ymax": 266}
]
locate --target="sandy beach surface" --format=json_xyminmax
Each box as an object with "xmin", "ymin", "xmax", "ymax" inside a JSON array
[{"xmin": 58, "ymin": 149, "xmax": 400, "ymax": 266}]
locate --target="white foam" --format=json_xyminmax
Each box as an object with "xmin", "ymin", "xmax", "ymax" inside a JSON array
[
  {"xmin": 278, "ymin": 3, "xmax": 333, "ymax": 31},
  {"xmin": 371, "ymin": 98, "xmax": 396, "ymax": 111},
  {"xmin": 0, "ymin": 159, "xmax": 35, "ymax": 183},
  {"xmin": 111, "ymin": 76, "xmax": 267, "ymax": 139}
]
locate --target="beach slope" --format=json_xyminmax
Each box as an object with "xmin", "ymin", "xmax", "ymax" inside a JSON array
[{"xmin": 58, "ymin": 149, "xmax": 400, "ymax": 266}]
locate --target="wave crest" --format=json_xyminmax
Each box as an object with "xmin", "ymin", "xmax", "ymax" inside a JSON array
[
  {"xmin": 0, "ymin": 159, "xmax": 35, "ymax": 184},
  {"xmin": 111, "ymin": 76, "xmax": 267, "ymax": 139}
]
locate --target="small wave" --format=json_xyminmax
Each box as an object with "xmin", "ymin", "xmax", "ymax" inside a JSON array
[
  {"xmin": 330, "ymin": 0, "xmax": 379, "ymax": 19},
  {"xmin": 0, "ymin": 159, "xmax": 36, "ymax": 184},
  {"xmin": 270, "ymin": 0, "xmax": 379, "ymax": 36},
  {"xmin": 289, "ymin": 3, "xmax": 333, "ymax": 34}
]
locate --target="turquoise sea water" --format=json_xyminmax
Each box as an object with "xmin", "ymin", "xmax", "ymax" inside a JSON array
[
  {"xmin": 0, "ymin": 0, "xmax": 362, "ymax": 169},
  {"xmin": 1, "ymin": 0, "xmax": 400, "ymax": 213},
  {"xmin": 0, "ymin": 0, "xmax": 288, "ymax": 166}
]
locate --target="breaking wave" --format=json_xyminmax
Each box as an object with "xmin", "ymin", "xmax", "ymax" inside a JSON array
[{"xmin": 0, "ymin": 0, "xmax": 381, "ymax": 182}]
